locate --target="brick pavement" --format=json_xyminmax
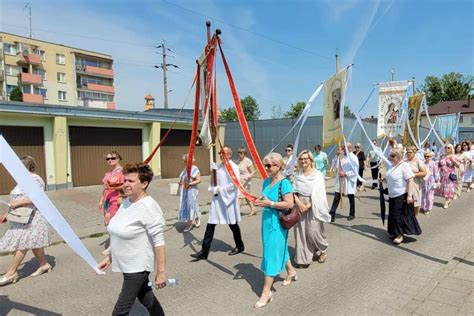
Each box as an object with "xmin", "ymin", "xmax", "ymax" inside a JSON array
[{"xmin": 0, "ymin": 175, "xmax": 472, "ymax": 315}]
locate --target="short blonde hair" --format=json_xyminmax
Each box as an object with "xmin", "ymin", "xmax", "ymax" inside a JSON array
[
  {"xmin": 406, "ymin": 145, "xmax": 417, "ymax": 153},
  {"xmin": 296, "ymin": 150, "xmax": 314, "ymax": 172},
  {"xmin": 390, "ymin": 148, "xmax": 404, "ymax": 160},
  {"xmin": 445, "ymin": 143, "xmax": 454, "ymax": 153},
  {"xmin": 263, "ymin": 152, "xmax": 286, "ymax": 170}
]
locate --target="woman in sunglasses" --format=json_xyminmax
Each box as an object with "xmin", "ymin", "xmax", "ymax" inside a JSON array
[
  {"xmin": 405, "ymin": 146, "xmax": 428, "ymax": 216},
  {"xmin": 99, "ymin": 151, "xmax": 125, "ymax": 254},
  {"xmin": 254, "ymin": 153, "xmax": 296, "ymax": 308},
  {"xmin": 421, "ymin": 151, "xmax": 439, "ymax": 215},
  {"xmin": 383, "ymin": 148, "xmax": 421, "ymax": 244},
  {"xmin": 293, "ymin": 150, "xmax": 330, "ymax": 268},
  {"xmin": 436, "ymin": 144, "xmax": 460, "ymax": 209}
]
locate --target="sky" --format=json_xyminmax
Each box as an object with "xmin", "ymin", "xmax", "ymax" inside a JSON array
[{"xmin": 1, "ymin": 0, "xmax": 473, "ymax": 119}]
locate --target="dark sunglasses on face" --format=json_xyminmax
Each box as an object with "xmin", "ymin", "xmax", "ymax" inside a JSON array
[
  {"xmin": 389, "ymin": 154, "xmax": 396, "ymax": 158},
  {"xmin": 264, "ymin": 163, "xmax": 276, "ymax": 169},
  {"xmin": 238, "ymin": 152, "xmax": 245, "ymax": 154},
  {"xmin": 106, "ymin": 157, "xmax": 117, "ymax": 161},
  {"xmin": 285, "ymin": 149, "xmax": 292, "ymax": 152},
  {"xmin": 424, "ymin": 156, "xmax": 430, "ymax": 158},
  {"xmin": 299, "ymin": 158, "xmax": 309, "ymax": 161}
]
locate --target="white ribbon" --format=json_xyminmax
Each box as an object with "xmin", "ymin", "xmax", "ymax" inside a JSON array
[{"xmin": 0, "ymin": 136, "xmax": 102, "ymax": 274}]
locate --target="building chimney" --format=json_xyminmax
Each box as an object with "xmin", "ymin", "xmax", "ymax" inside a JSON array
[{"xmin": 144, "ymin": 94, "xmax": 155, "ymax": 111}]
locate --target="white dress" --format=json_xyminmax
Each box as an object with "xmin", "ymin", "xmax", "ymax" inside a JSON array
[
  {"xmin": 178, "ymin": 165, "xmax": 200, "ymax": 222},
  {"xmin": 463, "ymin": 150, "xmax": 473, "ymax": 182},
  {"xmin": 208, "ymin": 161, "xmax": 241, "ymax": 224}
]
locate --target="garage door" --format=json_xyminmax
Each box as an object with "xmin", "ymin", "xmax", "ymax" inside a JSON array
[
  {"xmin": 0, "ymin": 126, "xmax": 47, "ymax": 195},
  {"xmin": 160, "ymin": 129, "xmax": 210, "ymax": 178},
  {"xmin": 69, "ymin": 126, "xmax": 142, "ymax": 187}
]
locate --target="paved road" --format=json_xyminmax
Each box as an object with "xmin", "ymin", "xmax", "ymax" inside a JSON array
[{"xmin": 1, "ymin": 176, "xmax": 472, "ymax": 315}]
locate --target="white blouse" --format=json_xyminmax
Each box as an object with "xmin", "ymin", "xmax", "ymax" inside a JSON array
[
  {"xmin": 108, "ymin": 196, "xmax": 165, "ymax": 273},
  {"xmin": 387, "ymin": 162, "xmax": 414, "ymax": 198}
]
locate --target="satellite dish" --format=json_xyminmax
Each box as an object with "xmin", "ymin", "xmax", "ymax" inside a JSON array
[{"xmin": 22, "ymin": 49, "xmax": 29, "ymax": 57}]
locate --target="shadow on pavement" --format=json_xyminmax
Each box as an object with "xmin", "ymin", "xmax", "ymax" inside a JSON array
[
  {"xmin": 0, "ymin": 295, "xmax": 62, "ymax": 316},
  {"xmin": 233, "ymin": 263, "xmax": 263, "ymax": 297},
  {"xmin": 332, "ymin": 223, "xmax": 449, "ymax": 265}
]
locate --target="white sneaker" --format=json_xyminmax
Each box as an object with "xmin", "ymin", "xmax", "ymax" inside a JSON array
[
  {"xmin": 194, "ymin": 217, "xmax": 201, "ymax": 228},
  {"xmin": 392, "ymin": 235, "xmax": 404, "ymax": 244}
]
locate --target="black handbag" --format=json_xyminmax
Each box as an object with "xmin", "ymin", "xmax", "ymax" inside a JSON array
[
  {"xmin": 277, "ymin": 181, "xmax": 300, "ymax": 230},
  {"xmin": 448, "ymin": 173, "xmax": 457, "ymax": 181}
]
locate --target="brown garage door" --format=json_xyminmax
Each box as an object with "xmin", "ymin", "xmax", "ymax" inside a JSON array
[
  {"xmin": 69, "ymin": 126, "xmax": 142, "ymax": 187},
  {"xmin": 0, "ymin": 126, "xmax": 47, "ymax": 195},
  {"xmin": 160, "ymin": 129, "xmax": 210, "ymax": 178}
]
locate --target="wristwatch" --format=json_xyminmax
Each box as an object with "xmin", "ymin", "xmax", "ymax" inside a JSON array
[{"xmin": 270, "ymin": 201, "xmax": 275, "ymax": 207}]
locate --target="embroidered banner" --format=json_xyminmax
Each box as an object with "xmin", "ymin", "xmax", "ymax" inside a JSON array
[
  {"xmin": 436, "ymin": 113, "xmax": 459, "ymax": 142},
  {"xmin": 377, "ymin": 80, "xmax": 408, "ymax": 138},
  {"xmin": 403, "ymin": 93, "xmax": 424, "ymax": 146},
  {"xmin": 322, "ymin": 67, "xmax": 349, "ymax": 147}
]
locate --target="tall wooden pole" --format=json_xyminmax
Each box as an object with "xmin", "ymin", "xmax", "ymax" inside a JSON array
[
  {"xmin": 335, "ymin": 48, "xmax": 343, "ymax": 208},
  {"xmin": 206, "ymin": 21, "xmax": 218, "ymax": 189}
]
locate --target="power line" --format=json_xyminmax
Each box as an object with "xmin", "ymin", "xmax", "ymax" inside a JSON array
[{"xmin": 162, "ymin": 0, "xmax": 332, "ymax": 61}]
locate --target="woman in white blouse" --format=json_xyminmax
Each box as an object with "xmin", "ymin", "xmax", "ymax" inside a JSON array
[
  {"xmin": 383, "ymin": 148, "xmax": 422, "ymax": 244},
  {"xmin": 98, "ymin": 163, "xmax": 166, "ymax": 316}
]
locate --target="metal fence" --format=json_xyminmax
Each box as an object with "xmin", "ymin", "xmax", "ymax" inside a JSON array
[{"xmin": 224, "ymin": 116, "xmax": 430, "ymax": 161}]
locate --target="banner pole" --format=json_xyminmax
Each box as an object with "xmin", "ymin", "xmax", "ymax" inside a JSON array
[{"xmin": 206, "ymin": 20, "xmax": 218, "ymax": 190}]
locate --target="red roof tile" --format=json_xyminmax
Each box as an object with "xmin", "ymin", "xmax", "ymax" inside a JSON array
[{"xmin": 421, "ymin": 99, "xmax": 474, "ymax": 115}]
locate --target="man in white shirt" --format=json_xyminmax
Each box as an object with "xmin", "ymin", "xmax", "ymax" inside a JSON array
[
  {"xmin": 191, "ymin": 146, "xmax": 244, "ymax": 261},
  {"xmin": 329, "ymin": 142, "xmax": 359, "ymax": 222}
]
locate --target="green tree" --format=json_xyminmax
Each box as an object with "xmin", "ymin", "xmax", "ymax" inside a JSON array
[
  {"xmin": 421, "ymin": 72, "xmax": 473, "ymax": 106},
  {"xmin": 344, "ymin": 105, "xmax": 355, "ymax": 118},
  {"xmin": 9, "ymin": 86, "xmax": 23, "ymax": 102},
  {"xmin": 220, "ymin": 95, "xmax": 260, "ymax": 122},
  {"xmin": 284, "ymin": 101, "xmax": 306, "ymax": 118}
]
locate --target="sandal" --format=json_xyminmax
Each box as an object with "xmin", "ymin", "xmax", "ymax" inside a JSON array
[{"xmin": 318, "ymin": 252, "xmax": 328, "ymax": 263}]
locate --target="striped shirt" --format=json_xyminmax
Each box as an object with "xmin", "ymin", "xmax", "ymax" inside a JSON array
[{"xmin": 108, "ymin": 196, "xmax": 165, "ymax": 273}]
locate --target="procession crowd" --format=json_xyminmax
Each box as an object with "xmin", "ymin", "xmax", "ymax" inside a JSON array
[{"xmin": 0, "ymin": 138, "xmax": 473, "ymax": 315}]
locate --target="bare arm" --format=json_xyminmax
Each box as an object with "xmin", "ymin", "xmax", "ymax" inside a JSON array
[
  {"xmin": 294, "ymin": 195, "xmax": 310, "ymax": 213},
  {"xmin": 9, "ymin": 199, "xmax": 34, "ymax": 209},
  {"xmin": 154, "ymin": 245, "xmax": 167, "ymax": 289}
]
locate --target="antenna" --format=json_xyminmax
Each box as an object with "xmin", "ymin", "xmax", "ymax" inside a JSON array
[{"xmin": 23, "ymin": 3, "xmax": 32, "ymax": 38}]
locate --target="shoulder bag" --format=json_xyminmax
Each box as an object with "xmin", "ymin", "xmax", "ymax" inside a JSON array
[
  {"xmin": 277, "ymin": 181, "xmax": 300, "ymax": 230},
  {"xmin": 7, "ymin": 207, "xmax": 35, "ymax": 224}
]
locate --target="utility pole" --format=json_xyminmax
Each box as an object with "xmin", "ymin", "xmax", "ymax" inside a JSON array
[
  {"xmin": 391, "ymin": 65, "xmax": 395, "ymax": 81},
  {"xmin": 335, "ymin": 48, "xmax": 339, "ymax": 72},
  {"xmin": 154, "ymin": 40, "xmax": 179, "ymax": 109}
]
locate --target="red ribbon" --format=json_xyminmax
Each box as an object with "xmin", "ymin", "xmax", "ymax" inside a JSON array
[
  {"xmin": 187, "ymin": 63, "xmax": 201, "ymax": 179},
  {"xmin": 217, "ymin": 40, "xmax": 266, "ymax": 179}
]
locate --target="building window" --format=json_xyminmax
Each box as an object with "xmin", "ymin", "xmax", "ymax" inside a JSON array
[
  {"xmin": 6, "ymin": 85, "xmax": 17, "ymax": 95},
  {"xmin": 34, "ymin": 48, "xmax": 46, "ymax": 61},
  {"xmin": 56, "ymin": 54, "xmax": 66, "ymax": 65},
  {"xmin": 471, "ymin": 117, "xmax": 474, "ymax": 125},
  {"xmin": 459, "ymin": 115, "xmax": 463, "ymax": 123},
  {"xmin": 57, "ymin": 72, "xmax": 66, "ymax": 83},
  {"xmin": 81, "ymin": 77, "xmax": 103, "ymax": 86},
  {"xmin": 58, "ymin": 91, "xmax": 67, "ymax": 101},
  {"xmin": 78, "ymin": 90, "xmax": 113, "ymax": 101},
  {"xmin": 5, "ymin": 65, "xmax": 20, "ymax": 76},
  {"xmin": 22, "ymin": 86, "xmax": 32, "ymax": 94},
  {"xmin": 34, "ymin": 87, "xmax": 47, "ymax": 99},
  {"xmin": 33, "ymin": 68, "xmax": 47, "ymax": 80},
  {"xmin": 3, "ymin": 43, "xmax": 18, "ymax": 55}
]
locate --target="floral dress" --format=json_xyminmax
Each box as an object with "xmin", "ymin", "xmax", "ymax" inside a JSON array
[
  {"xmin": 101, "ymin": 167, "xmax": 124, "ymax": 226},
  {"xmin": 421, "ymin": 161, "xmax": 439, "ymax": 211},
  {"xmin": 0, "ymin": 174, "xmax": 50, "ymax": 251},
  {"xmin": 436, "ymin": 156, "xmax": 457, "ymax": 199}
]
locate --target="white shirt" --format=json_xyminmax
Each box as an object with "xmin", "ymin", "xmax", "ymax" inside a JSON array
[
  {"xmin": 332, "ymin": 152, "xmax": 359, "ymax": 195},
  {"xmin": 387, "ymin": 162, "xmax": 414, "ymax": 198},
  {"xmin": 108, "ymin": 196, "xmax": 165, "ymax": 273}
]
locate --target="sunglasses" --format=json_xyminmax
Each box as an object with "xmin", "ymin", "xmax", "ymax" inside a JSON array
[
  {"xmin": 355, "ymin": 146, "xmax": 360, "ymax": 148},
  {"xmin": 106, "ymin": 157, "xmax": 117, "ymax": 161},
  {"xmin": 238, "ymin": 152, "xmax": 245, "ymax": 154},
  {"xmin": 299, "ymin": 158, "xmax": 310, "ymax": 161},
  {"xmin": 424, "ymin": 156, "xmax": 430, "ymax": 158},
  {"xmin": 264, "ymin": 163, "xmax": 276, "ymax": 169},
  {"xmin": 285, "ymin": 149, "xmax": 292, "ymax": 152},
  {"xmin": 389, "ymin": 154, "xmax": 396, "ymax": 158}
]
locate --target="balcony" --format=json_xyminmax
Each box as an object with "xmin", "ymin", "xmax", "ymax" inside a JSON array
[
  {"xmin": 17, "ymin": 53, "xmax": 42, "ymax": 65},
  {"xmin": 84, "ymin": 65, "xmax": 114, "ymax": 77},
  {"xmin": 86, "ymin": 83, "xmax": 115, "ymax": 94},
  {"xmin": 107, "ymin": 102, "xmax": 116, "ymax": 109},
  {"xmin": 23, "ymin": 93, "xmax": 44, "ymax": 104},
  {"xmin": 19, "ymin": 72, "xmax": 42, "ymax": 85}
]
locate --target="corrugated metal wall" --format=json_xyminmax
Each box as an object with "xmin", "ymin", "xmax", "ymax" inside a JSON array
[
  {"xmin": 69, "ymin": 126, "xmax": 143, "ymax": 187},
  {"xmin": 160, "ymin": 129, "xmax": 210, "ymax": 178},
  {"xmin": 224, "ymin": 116, "xmax": 430, "ymax": 161},
  {"xmin": 0, "ymin": 126, "xmax": 47, "ymax": 195}
]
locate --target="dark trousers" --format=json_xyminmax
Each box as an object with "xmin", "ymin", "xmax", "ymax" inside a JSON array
[
  {"xmin": 370, "ymin": 162, "xmax": 379, "ymax": 188},
  {"xmin": 113, "ymin": 271, "xmax": 164, "ymax": 316},
  {"xmin": 201, "ymin": 223, "xmax": 244, "ymax": 254},
  {"xmin": 357, "ymin": 168, "xmax": 364, "ymax": 187},
  {"xmin": 329, "ymin": 192, "xmax": 355, "ymax": 217}
]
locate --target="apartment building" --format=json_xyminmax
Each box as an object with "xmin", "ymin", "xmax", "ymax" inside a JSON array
[{"xmin": 0, "ymin": 32, "xmax": 116, "ymax": 109}]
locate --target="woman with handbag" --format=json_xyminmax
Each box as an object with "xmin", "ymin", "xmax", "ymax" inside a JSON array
[
  {"xmin": 293, "ymin": 150, "xmax": 331, "ymax": 268},
  {"xmin": 436, "ymin": 144, "xmax": 460, "ymax": 209},
  {"xmin": 254, "ymin": 153, "xmax": 296, "ymax": 308},
  {"xmin": 383, "ymin": 148, "xmax": 422, "ymax": 244},
  {"xmin": 0, "ymin": 156, "xmax": 51, "ymax": 286},
  {"xmin": 405, "ymin": 146, "xmax": 428, "ymax": 216}
]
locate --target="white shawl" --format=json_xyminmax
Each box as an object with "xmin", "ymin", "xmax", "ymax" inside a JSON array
[{"xmin": 293, "ymin": 170, "xmax": 331, "ymax": 223}]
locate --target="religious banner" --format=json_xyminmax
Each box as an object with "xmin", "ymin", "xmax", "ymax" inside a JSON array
[
  {"xmin": 436, "ymin": 113, "xmax": 459, "ymax": 142},
  {"xmin": 377, "ymin": 80, "xmax": 408, "ymax": 138},
  {"xmin": 322, "ymin": 67, "xmax": 349, "ymax": 147},
  {"xmin": 402, "ymin": 93, "xmax": 424, "ymax": 146}
]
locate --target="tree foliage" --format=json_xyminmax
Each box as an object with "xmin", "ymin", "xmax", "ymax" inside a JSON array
[
  {"xmin": 421, "ymin": 72, "xmax": 473, "ymax": 106},
  {"xmin": 284, "ymin": 101, "xmax": 306, "ymax": 118},
  {"xmin": 344, "ymin": 105, "xmax": 355, "ymax": 118},
  {"xmin": 9, "ymin": 86, "xmax": 23, "ymax": 102},
  {"xmin": 220, "ymin": 95, "xmax": 260, "ymax": 122}
]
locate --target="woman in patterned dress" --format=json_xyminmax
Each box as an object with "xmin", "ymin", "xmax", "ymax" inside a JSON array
[
  {"xmin": 0, "ymin": 156, "xmax": 51, "ymax": 286},
  {"xmin": 421, "ymin": 151, "xmax": 439, "ymax": 215},
  {"xmin": 178, "ymin": 154, "xmax": 201, "ymax": 232},
  {"xmin": 436, "ymin": 144, "xmax": 460, "ymax": 209},
  {"xmin": 454, "ymin": 144, "xmax": 465, "ymax": 199}
]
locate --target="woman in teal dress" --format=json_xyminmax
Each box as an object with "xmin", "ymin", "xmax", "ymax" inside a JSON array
[
  {"xmin": 254, "ymin": 153, "xmax": 296, "ymax": 308},
  {"xmin": 313, "ymin": 144, "xmax": 329, "ymax": 176}
]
